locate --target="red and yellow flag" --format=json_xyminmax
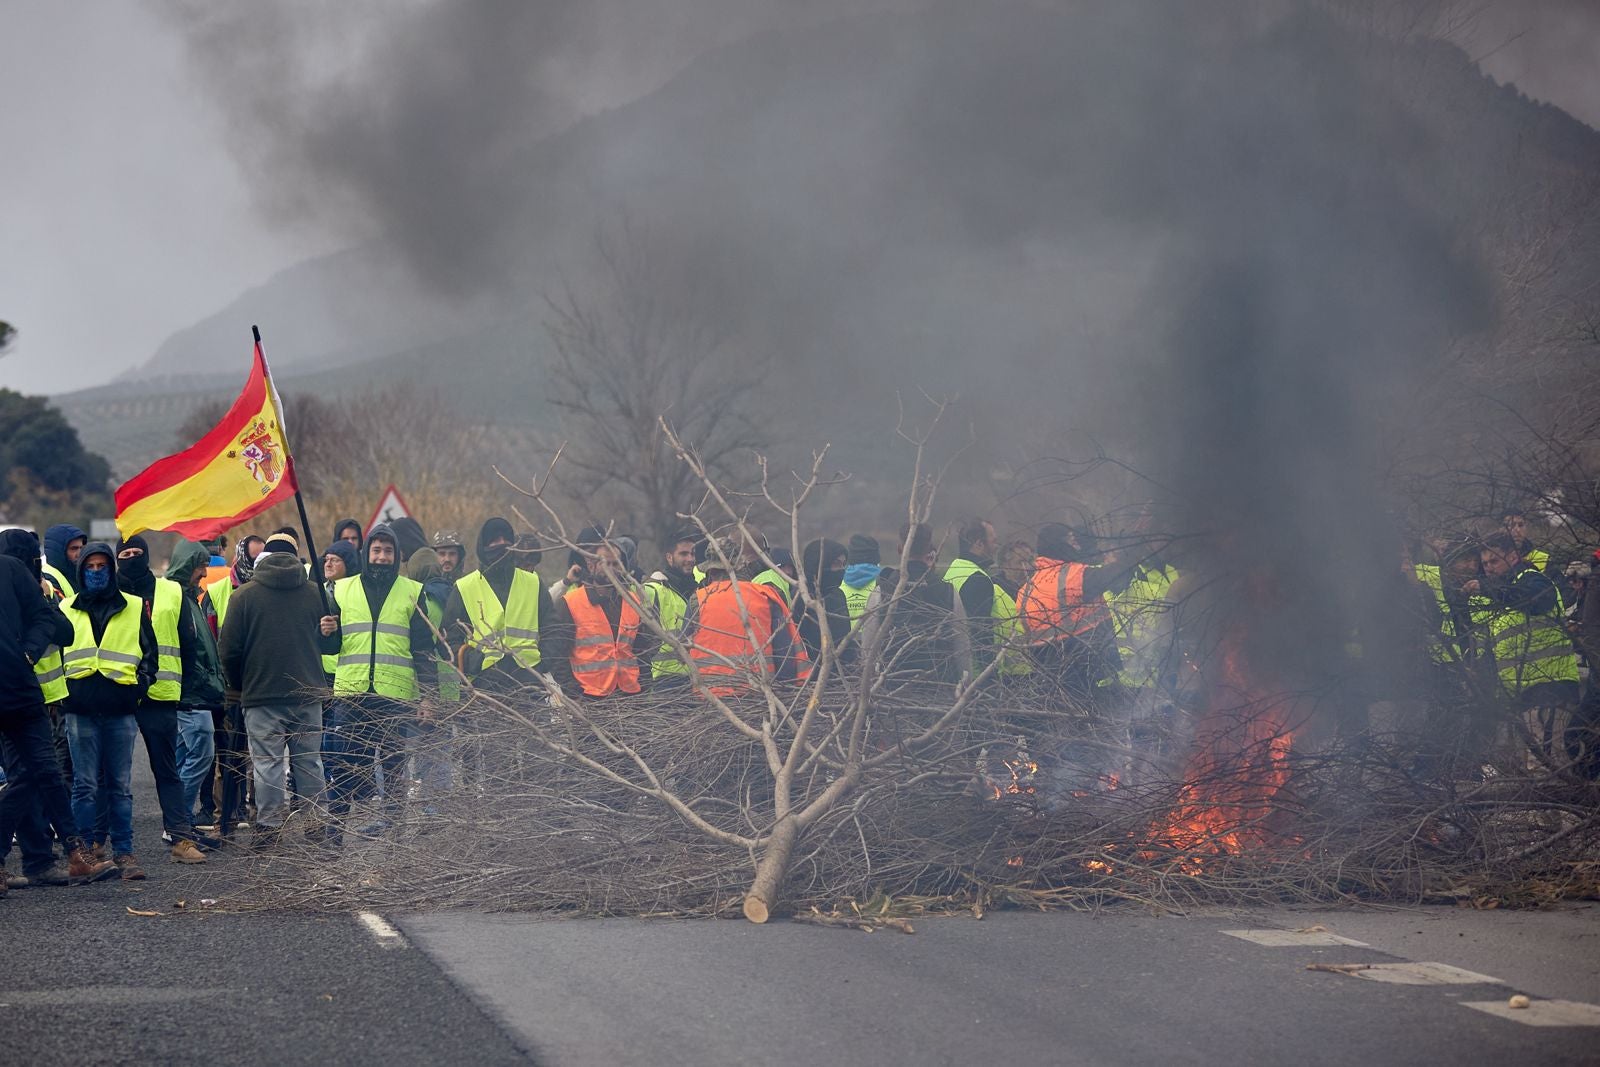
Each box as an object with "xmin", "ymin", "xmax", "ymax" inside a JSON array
[{"xmin": 115, "ymin": 341, "xmax": 296, "ymax": 539}]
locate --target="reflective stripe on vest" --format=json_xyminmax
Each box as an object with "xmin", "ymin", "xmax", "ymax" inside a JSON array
[
  {"xmin": 147, "ymin": 578, "xmax": 185, "ymax": 702},
  {"xmin": 1016, "ymin": 558, "xmax": 1105, "ymax": 645},
  {"xmin": 455, "ymin": 569, "xmax": 543, "ymax": 673},
  {"xmin": 333, "ymin": 575, "xmax": 422, "ymax": 699},
  {"xmin": 752, "ymin": 569, "xmax": 793, "ymax": 607},
  {"xmin": 36, "ymin": 645, "xmax": 67, "ymax": 703},
  {"xmin": 943, "ymin": 559, "xmax": 1029, "ymax": 676},
  {"xmin": 644, "ymin": 580, "xmax": 689, "ymax": 678},
  {"xmin": 1470, "ymin": 566, "xmax": 1579, "ymax": 695},
  {"xmin": 61, "ymin": 592, "xmax": 144, "ymax": 686},
  {"xmin": 691, "ymin": 580, "xmax": 781, "ymax": 694},
  {"xmin": 565, "ymin": 587, "xmax": 642, "ymax": 697},
  {"xmin": 1105, "ymin": 563, "xmax": 1178, "ymax": 688},
  {"xmin": 207, "ymin": 575, "xmax": 233, "ymax": 627}
]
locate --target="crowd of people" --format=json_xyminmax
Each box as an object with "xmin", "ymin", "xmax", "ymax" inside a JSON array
[{"xmin": 0, "ymin": 504, "xmax": 1596, "ymax": 890}]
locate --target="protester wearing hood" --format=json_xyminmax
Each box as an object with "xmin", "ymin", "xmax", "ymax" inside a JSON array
[
  {"xmin": 42, "ymin": 523, "xmax": 87, "ymax": 597},
  {"xmin": 0, "ymin": 529, "xmax": 99, "ymax": 887},
  {"xmin": 332, "ymin": 518, "xmax": 364, "ymax": 561},
  {"xmin": 544, "ymin": 529, "xmax": 656, "ymax": 698},
  {"xmin": 795, "ymin": 538, "xmax": 853, "ymax": 663},
  {"xmin": 321, "ymin": 523, "xmax": 438, "ymax": 839},
  {"xmin": 116, "ymin": 536, "xmax": 212, "ymax": 863},
  {"xmin": 59, "ymin": 543, "xmax": 159, "ymax": 879},
  {"xmin": 0, "ymin": 547, "xmax": 119, "ymax": 889},
  {"xmin": 389, "ymin": 517, "xmax": 428, "ymax": 564},
  {"xmin": 862, "ymin": 523, "xmax": 971, "ymax": 686},
  {"xmin": 442, "ymin": 518, "xmax": 554, "ymax": 694},
  {"xmin": 431, "ymin": 530, "xmax": 466, "ymax": 580},
  {"xmin": 219, "ymin": 529, "xmax": 332, "ymax": 850},
  {"xmin": 165, "ymin": 540, "xmax": 224, "ymax": 838},
  {"xmin": 841, "ymin": 535, "xmax": 882, "ymax": 627},
  {"xmin": 319, "ymin": 541, "xmax": 361, "ymax": 682},
  {"xmin": 643, "ymin": 527, "xmax": 701, "ymax": 687},
  {"xmin": 944, "ymin": 519, "xmax": 1029, "ymax": 681},
  {"xmin": 204, "ymin": 534, "xmax": 265, "ymax": 632}
]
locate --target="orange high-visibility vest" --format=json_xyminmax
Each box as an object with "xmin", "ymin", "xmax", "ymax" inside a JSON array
[
  {"xmin": 564, "ymin": 586, "xmax": 642, "ymax": 697},
  {"xmin": 1016, "ymin": 557, "xmax": 1107, "ymax": 645},
  {"xmin": 690, "ymin": 580, "xmax": 809, "ymax": 695}
]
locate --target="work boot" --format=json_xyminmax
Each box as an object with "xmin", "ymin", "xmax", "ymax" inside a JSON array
[
  {"xmin": 66, "ymin": 844, "xmax": 118, "ymax": 883},
  {"xmin": 22, "ymin": 860, "xmax": 71, "ymax": 886},
  {"xmin": 169, "ymin": 840, "xmax": 207, "ymax": 865},
  {"xmin": 114, "ymin": 854, "xmax": 147, "ymax": 881},
  {"xmin": 5, "ymin": 869, "xmax": 27, "ymax": 890},
  {"xmin": 91, "ymin": 841, "xmax": 107, "ymax": 860}
]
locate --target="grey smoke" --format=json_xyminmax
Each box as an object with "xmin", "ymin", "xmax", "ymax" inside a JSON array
[{"xmin": 167, "ymin": 0, "xmax": 1514, "ymax": 701}]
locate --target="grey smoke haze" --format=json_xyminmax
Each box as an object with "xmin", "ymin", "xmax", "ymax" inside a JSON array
[{"xmin": 167, "ymin": 0, "xmax": 1518, "ymax": 697}]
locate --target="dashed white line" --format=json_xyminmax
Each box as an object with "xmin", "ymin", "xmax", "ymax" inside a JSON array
[
  {"xmin": 1347, "ymin": 962, "xmax": 1502, "ymax": 986},
  {"xmin": 358, "ymin": 911, "xmax": 407, "ymax": 946},
  {"xmin": 1462, "ymin": 999, "xmax": 1600, "ymax": 1027},
  {"xmin": 1222, "ymin": 929, "xmax": 1368, "ymax": 947}
]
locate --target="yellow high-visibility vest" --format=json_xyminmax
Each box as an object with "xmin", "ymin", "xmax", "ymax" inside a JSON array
[
  {"xmin": 455, "ymin": 569, "xmax": 543, "ymax": 674},
  {"xmin": 61, "ymin": 592, "xmax": 144, "ymax": 686},
  {"xmin": 333, "ymin": 575, "xmax": 423, "ymax": 699},
  {"xmin": 147, "ymin": 578, "xmax": 185, "ymax": 702}
]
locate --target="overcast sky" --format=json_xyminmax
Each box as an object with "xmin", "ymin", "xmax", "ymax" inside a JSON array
[{"xmin": 2, "ymin": 1, "xmax": 1596, "ymax": 399}]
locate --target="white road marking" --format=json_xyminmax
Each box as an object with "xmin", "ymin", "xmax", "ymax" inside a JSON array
[
  {"xmin": 1462, "ymin": 999, "xmax": 1600, "ymax": 1027},
  {"xmin": 358, "ymin": 911, "xmax": 407, "ymax": 946},
  {"xmin": 1222, "ymin": 929, "xmax": 1369, "ymax": 947},
  {"xmin": 1346, "ymin": 962, "xmax": 1501, "ymax": 986}
]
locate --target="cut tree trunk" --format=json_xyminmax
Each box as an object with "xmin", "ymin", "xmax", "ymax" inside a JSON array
[{"xmin": 743, "ymin": 818, "xmax": 801, "ymax": 923}]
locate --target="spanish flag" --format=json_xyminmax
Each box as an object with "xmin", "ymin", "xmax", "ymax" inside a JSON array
[{"xmin": 115, "ymin": 338, "xmax": 297, "ymax": 539}]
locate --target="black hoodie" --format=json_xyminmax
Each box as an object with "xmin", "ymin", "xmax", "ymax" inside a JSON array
[
  {"xmin": 116, "ymin": 534, "xmax": 203, "ymax": 707},
  {"xmin": 440, "ymin": 517, "xmax": 553, "ymax": 689},
  {"xmin": 0, "ymin": 533, "xmax": 73, "ymax": 713},
  {"xmin": 63, "ymin": 543, "xmax": 158, "ymax": 716}
]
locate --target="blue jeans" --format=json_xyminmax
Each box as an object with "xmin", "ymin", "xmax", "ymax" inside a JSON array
[
  {"xmin": 176, "ymin": 709, "xmax": 216, "ymax": 819},
  {"xmin": 64, "ymin": 712, "xmax": 137, "ymax": 856}
]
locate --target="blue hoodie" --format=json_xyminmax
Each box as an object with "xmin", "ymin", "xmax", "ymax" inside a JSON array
[
  {"xmin": 842, "ymin": 563, "xmax": 882, "ymax": 590},
  {"xmin": 43, "ymin": 523, "xmax": 87, "ymax": 581}
]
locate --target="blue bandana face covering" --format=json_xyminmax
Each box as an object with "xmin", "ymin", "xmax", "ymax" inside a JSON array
[{"xmin": 83, "ymin": 567, "xmax": 110, "ymax": 591}]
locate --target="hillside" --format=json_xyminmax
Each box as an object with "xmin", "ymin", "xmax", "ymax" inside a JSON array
[{"xmin": 58, "ymin": 2, "xmax": 1600, "ymax": 481}]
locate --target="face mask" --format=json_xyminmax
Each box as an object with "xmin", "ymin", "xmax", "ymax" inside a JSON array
[
  {"xmin": 83, "ymin": 568, "xmax": 111, "ymax": 592},
  {"xmin": 119, "ymin": 553, "xmax": 150, "ymax": 583},
  {"xmin": 365, "ymin": 559, "xmax": 398, "ymax": 584},
  {"xmin": 480, "ymin": 543, "xmax": 510, "ymax": 567}
]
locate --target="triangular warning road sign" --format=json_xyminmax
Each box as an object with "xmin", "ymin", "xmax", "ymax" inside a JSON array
[{"xmin": 365, "ymin": 484, "xmax": 414, "ymax": 537}]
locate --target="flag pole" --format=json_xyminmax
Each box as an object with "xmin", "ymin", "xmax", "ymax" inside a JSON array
[{"xmin": 254, "ymin": 324, "xmax": 331, "ymax": 616}]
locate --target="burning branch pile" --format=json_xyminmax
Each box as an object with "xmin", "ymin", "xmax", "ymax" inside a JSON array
[{"xmin": 224, "ymin": 408, "xmax": 1600, "ymax": 920}]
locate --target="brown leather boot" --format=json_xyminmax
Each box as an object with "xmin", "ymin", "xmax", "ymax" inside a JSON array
[
  {"xmin": 114, "ymin": 854, "xmax": 147, "ymax": 881},
  {"xmin": 66, "ymin": 844, "xmax": 118, "ymax": 883}
]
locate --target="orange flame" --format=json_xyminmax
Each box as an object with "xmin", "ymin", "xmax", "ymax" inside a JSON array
[{"xmin": 1143, "ymin": 625, "xmax": 1296, "ymax": 872}]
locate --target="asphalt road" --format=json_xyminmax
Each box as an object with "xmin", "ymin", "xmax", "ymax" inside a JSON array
[
  {"xmin": 5, "ymin": 742, "xmax": 1599, "ymax": 1065},
  {"xmin": 399, "ymin": 907, "xmax": 1600, "ymax": 1066},
  {"xmin": 0, "ymin": 738, "xmax": 526, "ymax": 1067}
]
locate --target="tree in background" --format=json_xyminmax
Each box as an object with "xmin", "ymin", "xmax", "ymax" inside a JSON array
[
  {"xmin": 173, "ymin": 382, "xmax": 516, "ymax": 545},
  {"xmin": 0, "ymin": 388, "xmax": 113, "ymax": 527},
  {"xmin": 544, "ymin": 223, "xmax": 770, "ymax": 550},
  {"xmin": 0, "ymin": 320, "xmax": 16, "ymax": 357}
]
